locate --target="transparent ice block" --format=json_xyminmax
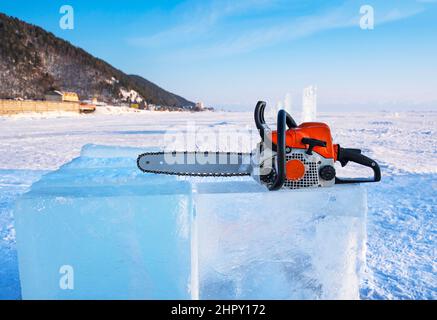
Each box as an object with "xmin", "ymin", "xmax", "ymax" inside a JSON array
[
  {"xmin": 14, "ymin": 144, "xmax": 368, "ymax": 300},
  {"xmin": 194, "ymin": 182, "xmax": 367, "ymax": 299},
  {"xmin": 14, "ymin": 145, "xmax": 193, "ymax": 299}
]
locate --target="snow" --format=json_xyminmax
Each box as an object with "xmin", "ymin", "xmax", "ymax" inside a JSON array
[
  {"xmin": 105, "ymin": 77, "xmax": 119, "ymax": 85},
  {"xmin": 1, "ymin": 109, "xmax": 434, "ymax": 175},
  {"xmin": 0, "ymin": 108, "xmax": 436, "ymax": 299},
  {"xmin": 119, "ymin": 88, "xmax": 143, "ymax": 103}
]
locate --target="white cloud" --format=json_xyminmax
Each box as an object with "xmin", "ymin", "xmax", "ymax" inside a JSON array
[
  {"xmin": 127, "ymin": 0, "xmax": 276, "ymax": 47},
  {"xmin": 128, "ymin": 0, "xmax": 427, "ymax": 58}
]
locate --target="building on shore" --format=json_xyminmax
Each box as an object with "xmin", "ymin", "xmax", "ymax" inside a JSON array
[
  {"xmin": 44, "ymin": 90, "xmax": 79, "ymax": 102},
  {"xmin": 44, "ymin": 90, "xmax": 63, "ymax": 102},
  {"xmin": 194, "ymin": 101, "xmax": 205, "ymax": 111},
  {"xmin": 130, "ymin": 101, "xmax": 148, "ymax": 110}
]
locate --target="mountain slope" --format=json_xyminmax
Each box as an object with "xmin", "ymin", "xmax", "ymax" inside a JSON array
[
  {"xmin": 128, "ymin": 74, "xmax": 193, "ymax": 108},
  {"xmin": 0, "ymin": 13, "xmax": 194, "ymax": 107}
]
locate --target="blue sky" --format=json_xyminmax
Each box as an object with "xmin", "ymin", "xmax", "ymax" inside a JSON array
[{"xmin": 1, "ymin": 0, "xmax": 436, "ymax": 111}]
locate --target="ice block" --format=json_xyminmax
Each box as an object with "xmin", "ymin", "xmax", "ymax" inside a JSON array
[
  {"xmin": 194, "ymin": 182, "xmax": 367, "ymax": 300},
  {"xmin": 14, "ymin": 144, "xmax": 368, "ymax": 300},
  {"xmin": 14, "ymin": 145, "xmax": 193, "ymax": 299}
]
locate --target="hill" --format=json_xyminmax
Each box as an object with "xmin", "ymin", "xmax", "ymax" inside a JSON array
[{"xmin": 0, "ymin": 13, "xmax": 195, "ymax": 108}]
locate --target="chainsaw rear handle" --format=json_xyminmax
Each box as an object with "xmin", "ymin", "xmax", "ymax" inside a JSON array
[{"xmin": 335, "ymin": 147, "xmax": 381, "ymax": 184}]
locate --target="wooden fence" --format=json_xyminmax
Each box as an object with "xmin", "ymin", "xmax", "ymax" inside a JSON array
[{"xmin": 0, "ymin": 100, "xmax": 81, "ymax": 115}]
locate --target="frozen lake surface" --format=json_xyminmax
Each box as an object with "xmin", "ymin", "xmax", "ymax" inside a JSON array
[{"xmin": 0, "ymin": 107, "xmax": 435, "ymax": 299}]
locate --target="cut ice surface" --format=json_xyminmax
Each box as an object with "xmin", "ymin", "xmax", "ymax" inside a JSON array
[
  {"xmin": 13, "ymin": 145, "xmax": 193, "ymax": 299},
  {"xmin": 195, "ymin": 182, "xmax": 367, "ymax": 299}
]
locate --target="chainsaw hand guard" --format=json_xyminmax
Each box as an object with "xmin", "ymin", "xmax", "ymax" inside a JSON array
[
  {"xmin": 255, "ymin": 101, "xmax": 297, "ymax": 141},
  {"xmin": 268, "ymin": 109, "xmax": 287, "ymax": 190},
  {"xmin": 254, "ymin": 101, "xmax": 298, "ymax": 154}
]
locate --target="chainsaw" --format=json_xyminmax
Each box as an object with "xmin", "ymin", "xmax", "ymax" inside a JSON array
[{"xmin": 137, "ymin": 101, "xmax": 381, "ymax": 190}]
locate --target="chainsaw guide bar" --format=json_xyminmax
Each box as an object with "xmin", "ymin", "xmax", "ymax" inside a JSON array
[{"xmin": 137, "ymin": 151, "xmax": 253, "ymax": 177}]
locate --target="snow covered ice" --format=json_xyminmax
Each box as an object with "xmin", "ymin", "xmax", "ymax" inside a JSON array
[{"xmin": 0, "ymin": 108, "xmax": 436, "ymax": 299}]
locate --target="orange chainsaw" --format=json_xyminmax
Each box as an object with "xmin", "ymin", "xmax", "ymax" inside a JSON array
[{"xmin": 137, "ymin": 101, "xmax": 381, "ymax": 190}]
